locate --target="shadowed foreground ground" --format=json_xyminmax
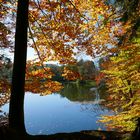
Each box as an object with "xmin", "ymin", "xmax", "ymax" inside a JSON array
[{"xmin": 0, "ymin": 125, "xmax": 134, "ymax": 140}]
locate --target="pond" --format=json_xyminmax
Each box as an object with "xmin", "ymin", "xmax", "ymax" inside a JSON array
[{"xmin": 1, "ymin": 83, "xmax": 113, "ymax": 135}]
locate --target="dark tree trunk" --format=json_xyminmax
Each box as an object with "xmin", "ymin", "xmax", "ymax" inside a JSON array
[
  {"xmin": 127, "ymin": 80, "xmax": 133, "ymax": 98},
  {"xmin": 9, "ymin": 0, "xmax": 29, "ymax": 134},
  {"xmin": 132, "ymin": 118, "xmax": 140, "ymax": 139}
]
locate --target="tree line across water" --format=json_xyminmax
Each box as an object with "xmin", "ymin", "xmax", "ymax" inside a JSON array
[{"xmin": 0, "ymin": 58, "xmax": 97, "ymax": 96}]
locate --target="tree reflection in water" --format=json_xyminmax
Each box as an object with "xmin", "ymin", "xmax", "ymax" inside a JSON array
[{"xmin": 59, "ymin": 83, "xmax": 113, "ymax": 117}]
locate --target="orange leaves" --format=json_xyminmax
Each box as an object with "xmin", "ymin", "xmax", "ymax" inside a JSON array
[
  {"xmin": 39, "ymin": 0, "xmax": 60, "ymax": 12},
  {"xmin": 0, "ymin": 80, "xmax": 10, "ymax": 94},
  {"xmin": 29, "ymin": 68, "xmax": 53, "ymax": 79},
  {"xmin": 28, "ymin": 0, "xmax": 125, "ymax": 64},
  {"xmin": 25, "ymin": 61, "xmax": 63, "ymax": 95},
  {"xmin": 2, "ymin": 0, "xmax": 132, "ymax": 66},
  {"xmin": 95, "ymin": 72, "xmax": 105, "ymax": 85},
  {"xmin": 28, "ymin": 0, "xmax": 85, "ymax": 64},
  {"xmin": 26, "ymin": 61, "xmax": 54, "ymax": 80},
  {"xmin": 25, "ymin": 80, "xmax": 63, "ymax": 95},
  {"xmin": 40, "ymin": 81, "xmax": 63, "ymax": 95},
  {"xmin": 62, "ymin": 67, "xmax": 80, "ymax": 81},
  {"xmin": 0, "ymin": 80, "xmax": 10, "ymax": 106},
  {"xmin": 61, "ymin": 0, "xmax": 69, "ymax": 3}
]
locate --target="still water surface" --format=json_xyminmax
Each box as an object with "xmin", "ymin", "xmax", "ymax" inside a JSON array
[{"xmin": 1, "ymin": 83, "xmax": 113, "ymax": 135}]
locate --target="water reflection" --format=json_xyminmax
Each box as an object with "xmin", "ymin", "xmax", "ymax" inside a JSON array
[
  {"xmin": 59, "ymin": 83, "xmax": 112, "ymax": 118},
  {"xmin": 1, "ymin": 83, "xmax": 113, "ymax": 135},
  {"xmin": 59, "ymin": 83, "xmax": 95, "ymax": 102}
]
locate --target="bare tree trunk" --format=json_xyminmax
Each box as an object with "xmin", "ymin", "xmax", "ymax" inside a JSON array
[{"xmin": 9, "ymin": 0, "xmax": 29, "ymax": 134}]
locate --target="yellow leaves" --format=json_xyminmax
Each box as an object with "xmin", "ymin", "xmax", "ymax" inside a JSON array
[
  {"xmin": 100, "ymin": 36, "xmax": 140, "ymax": 132},
  {"xmin": 31, "ymin": 70, "xmax": 39, "ymax": 76},
  {"xmin": 100, "ymin": 111, "xmax": 137, "ymax": 132}
]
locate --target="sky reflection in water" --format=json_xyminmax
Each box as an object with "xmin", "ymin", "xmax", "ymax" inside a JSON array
[
  {"xmin": 24, "ymin": 90, "xmax": 112, "ymax": 135},
  {"xmin": 1, "ymin": 84, "xmax": 113, "ymax": 135}
]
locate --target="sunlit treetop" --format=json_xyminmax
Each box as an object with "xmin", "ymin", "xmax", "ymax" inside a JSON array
[
  {"xmin": 0, "ymin": 0, "xmax": 129, "ymax": 62},
  {"xmin": 28, "ymin": 0, "xmax": 128, "ymax": 63}
]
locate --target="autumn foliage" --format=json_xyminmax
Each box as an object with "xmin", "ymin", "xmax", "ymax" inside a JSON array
[
  {"xmin": 25, "ymin": 61, "xmax": 63, "ymax": 95},
  {"xmin": 62, "ymin": 67, "xmax": 80, "ymax": 81},
  {"xmin": 0, "ymin": 0, "xmax": 140, "ymax": 132},
  {"xmin": 98, "ymin": 0, "xmax": 140, "ymax": 131}
]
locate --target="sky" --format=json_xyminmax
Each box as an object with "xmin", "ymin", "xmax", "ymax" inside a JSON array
[
  {"xmin": 27, "ymin": 47, "xmax": 37, "ymax": 60},
  {"xmin": 2, "ymin": 46, "xmax": 99, "ymax": 67},
  {"xmin": 1, "ymin": 47, "xmax": 37, "ymax": 62}
]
